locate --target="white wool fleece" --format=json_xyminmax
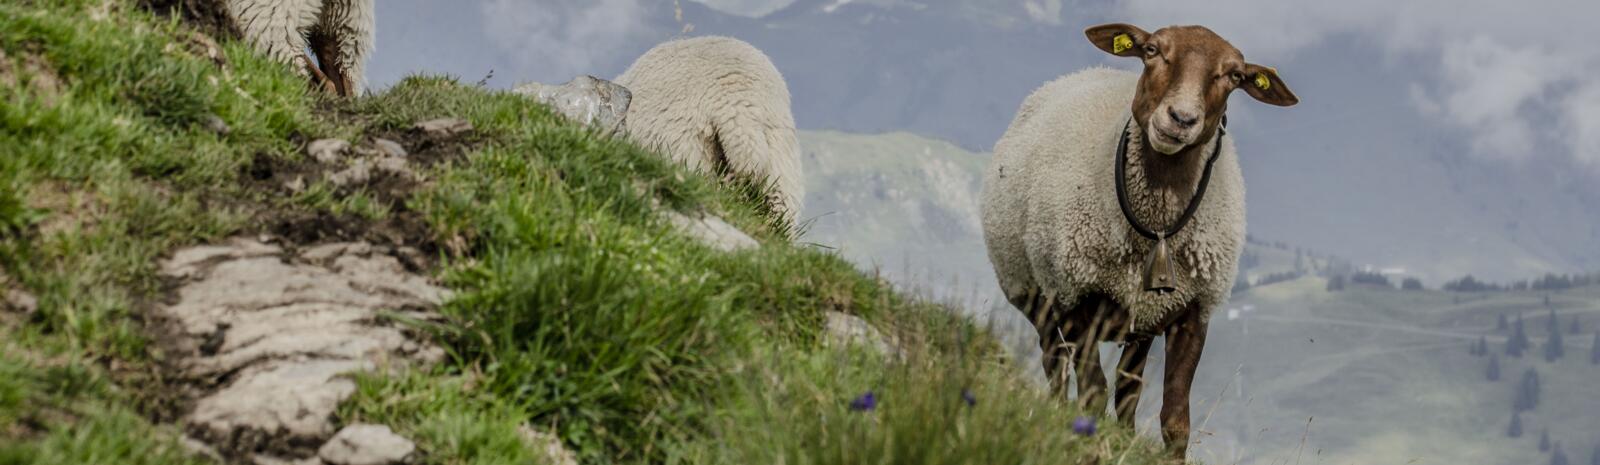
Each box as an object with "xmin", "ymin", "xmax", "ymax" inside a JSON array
[
  {"xmin": 227, "ymin": 0, "xmax": 374, "ymax": 95},
  {"xmin": 981, "ymin": 67, "xmax": 1246, "ymax": 332},
  {"xmin": 616, "ymin": 36, "xmax": 804, "ymax": 228}
]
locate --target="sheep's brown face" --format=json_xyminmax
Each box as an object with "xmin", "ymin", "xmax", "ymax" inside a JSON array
[{"xmin": 1086, "ymin": 23, "xmax": 1299, "ymax": 155}]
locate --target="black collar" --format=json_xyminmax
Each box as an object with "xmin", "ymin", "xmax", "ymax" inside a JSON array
[{"xmin": 1113, "ymin": 116, "xmax": 1227, "ymax": 241}]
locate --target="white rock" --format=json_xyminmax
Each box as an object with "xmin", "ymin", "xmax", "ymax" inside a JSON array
[
  {"xmin": 514, "ymin": 75, "xmax": 631, "ymax": 136},
  {"xmin": 328, "ymin": 159, "xmax": 373, "ymax": 187},
  {"xmin": 308, "ymin": 139, "xmax": 351, "ymax": 164},
  {"xmin": 824, "ymin": 311, "xmax": 901, "ymax": 360},
  {"xmin": 411, "ymin": 118, "xmax": 473, "ymax": 137},
  {"xmin": 664, "ymin": 211, "xmax": 758, "ymax": 252},
  {"xmin": 159, "ymin": 239, "xmax": 447, "ymax": 458},
  {"xmin": 318, "ymin": 424, "xmax": 415, "ymax": 465},
  {"xmin": 517, "ymin": 425, "xmax": 578, "ymax": 465},
  {"xmin": 372, "ymin": 139, "xmax": 407, "ymax": 159}
]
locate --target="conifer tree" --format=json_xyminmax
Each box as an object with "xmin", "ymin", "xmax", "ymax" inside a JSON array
[
  {"xmin": 1508, "ymin": 411, "xmax": 1523, "ymax": 438},
  {"xmin": 1487, "ymin": 354, "xmax": 1501, "ymax": 381}
]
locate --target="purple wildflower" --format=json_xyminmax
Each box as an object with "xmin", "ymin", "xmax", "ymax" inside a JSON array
[
  {"xmin": 1072, "ymin": 416, "xmax": 1097, "ymax": 436},
  {"xmin": 960, "ymin": 388, "xmax": 977, "ymax": 407},
  {"xmin": 849, "ymin": 391, "xmax": 877, "ymax": 411}
]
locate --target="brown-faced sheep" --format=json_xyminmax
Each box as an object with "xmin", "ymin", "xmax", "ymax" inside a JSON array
[{"xmin": 980, "ymin": 23, "xmax": 1298, "ymax": 458}]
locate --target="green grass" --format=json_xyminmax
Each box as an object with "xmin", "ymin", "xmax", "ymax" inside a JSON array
[{"xmin": 1, "ymin": 2, "xmax": 1176, "ymax": 464}]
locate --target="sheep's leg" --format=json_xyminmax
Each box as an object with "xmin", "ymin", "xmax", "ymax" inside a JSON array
[
  {"xmin": 1028, "ymin": 290, "xmax": 1073, "ymax": 399},
  {"xmin": 1113, "ymin": 338, "xmax": 1151, "ymax": 426},
  {"xmin": 309, "ymin": 0, "xmax": 373, "ymax": 96},
  {"xmin": 1160, "ymin": 307, "xmax": 1209, "ymax": 459},
  {"xmin": 307, "ymin": 29, "xmax": 348, "ymax": 96},
  {"xmin": 1065, "ymin": 299, "xmax": 1111, "ymax": 415}
]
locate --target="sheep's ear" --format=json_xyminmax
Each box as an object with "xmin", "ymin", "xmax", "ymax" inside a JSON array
[
  {"xmin": 1241, "ymin": 64, "xmax": 1299, "ymax": 107},
  {"xmin": 1085, "ymin": 23, "xmax": 1150, "ymax": 57}
]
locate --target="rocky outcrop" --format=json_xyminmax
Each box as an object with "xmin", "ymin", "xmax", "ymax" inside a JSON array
[
  {"xmin": 158, "ymin": 238, "xmax": 443, "ymax": 464},
  {"xmin": 513, "ymin": 75, "xmax": 631, "ymax": 137}
]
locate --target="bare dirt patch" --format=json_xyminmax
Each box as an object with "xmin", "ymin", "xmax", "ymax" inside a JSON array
[{"xmin": 242, "ymin": 120, "xmax": 479, "ymax": 269}]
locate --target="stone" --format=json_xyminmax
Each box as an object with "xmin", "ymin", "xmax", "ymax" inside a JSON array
[
  {"xmin": 158, "ymin": 239, "xmax": 447, "ymax": 458},
  {"xmin": 3, "ymin": 288, "xmax": 37, "ymax": 315},
  {"xmin": 327, "ymin": 159, "xmax": 372, "ymax": 187},
  {"xmin": 411, "ymin": 118, "xmax": 473, "ymax": 138},
  {"xmin": 824, "ymin": 311, "xmax": 901, "ymax": 360},
  {"xmin": 372, "ymin": 139, "xmax": 407, "ymax": 159},
  {"xmin": 664, "ymin": 211, "xmax": 759, "ymax": 252},
  {"xmin": 203, "ymin": 114, "xmax": 231, "ymax": 135},
  {"xmin": 318, "ymin": 424, "xmax": 415, "ymax": 465},
  {"xmin": 308, "ymin": 139, "xmax": 351, "ymax": 164},
  {"xmin": 251, "ymin": 454, "xmax": 324, "ymax": 465},
  {"xmin": 517, "ymin": 425, "xmax": 578, "ymax": 465},
  {"xmin": 513, "ymin": 75, "xmax": 631, "ymax": 136}
]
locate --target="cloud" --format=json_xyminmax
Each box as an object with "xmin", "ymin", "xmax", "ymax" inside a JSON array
[
  {"xmin": 690, "ymin": 0, "xmax": 796, "ymax": 17},
  {"xmin": 478, "ymin": 0, "xmax": 650, "ymax": 81},
  {"xmin": 1114, "ymin": 0, "xmax": 1600, "ymax": 166}
]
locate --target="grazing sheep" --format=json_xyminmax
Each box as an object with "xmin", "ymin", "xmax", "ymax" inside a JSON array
[
  {"xmin": 980, "ymin": 23, "xmax": 1297, "ymax": 458},
  {"xmin": 615, "ymin": 36, "xmax": 804, "ymax": 229},
  {"xmin": 226, "ymin": 0, "xmax": 373, "ymax": 96}
]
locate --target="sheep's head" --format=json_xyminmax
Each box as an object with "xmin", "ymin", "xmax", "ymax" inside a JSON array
[{"xmin": 1086, "ymin": 23, "xmax": 1298, "ymax": 155}]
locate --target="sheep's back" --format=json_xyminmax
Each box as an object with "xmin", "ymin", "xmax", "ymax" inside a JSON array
[{"xmin": 615, "ymin": 36, "xmax": 792, "ymax": 172}]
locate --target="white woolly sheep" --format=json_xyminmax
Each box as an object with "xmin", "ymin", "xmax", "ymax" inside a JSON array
[
  {"xmin": 980, "ymin": 24, "xmax": 1297, "ymax": 458},
  {"xmin": 226, "ymin": 0, "xmax": 373, "ymax": 96},
  {"xmin": 615, "ymin": 36, "xmax": 804, "ymax": 229}
]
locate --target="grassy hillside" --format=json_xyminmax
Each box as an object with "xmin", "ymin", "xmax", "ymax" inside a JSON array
[{"xmin": 0, "ymin": 2, "xmax": 1176, "ymax": 464}]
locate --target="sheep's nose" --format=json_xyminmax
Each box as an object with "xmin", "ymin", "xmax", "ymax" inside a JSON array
[{"xmin": 1168, "ymin": 107, "xmax": 1199, "ymax": 128}]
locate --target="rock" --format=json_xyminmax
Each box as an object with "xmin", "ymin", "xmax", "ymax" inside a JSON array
[
  {"xmin": 308, "ymin": 139, "xmax": 351, "ymax": 164},
  {"xmin": 824, "ymin": 311, "xmax": 901, "ymax": 360},
  {"xmin": 203, "ymin": 114, "xmax": 231, "ymax": 135},
  {"xmin": 517, "ymin": 425, "xmax": 578, "ymax": 465},
  {"xmin": 3, "ymin": 288, "xmax": 37, "ymax": 315},
  {"xmin": 664, "ymin": 211, "xmax": 758, "ymax": 252},
  {"xmin": 513, "ymin": 75, "xmax": 631, "ymax": 136},
  {"xmin": 179, "ymin": 436, "xmax": 225, "ymax": 463},
  {"xmin": 318, "ymin": 424, "xmax": 415, "ymax": 465},
  {"xmin": 411, "ymin": 118, "xmax": 473, "ymax": 138},
  {"xmin": 327, "ymin": 159, "xmax": 373, "ymax": 187},
  {"xmin": 251, "ymin": 454, "xmax": 324, "ymax": 465},
  {"xmin": 158, "ymin": 239, "xmax": 447, "ymax": 458},
  {"xmin": 373, "ymin": 156, "xmax": 412, "ymax": 178},
  {"xmin": 372, "ymin": 139, "xmax": 407, "ymax": 159}
]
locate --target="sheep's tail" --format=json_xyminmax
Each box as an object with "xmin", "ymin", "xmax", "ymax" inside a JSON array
[{"xmin": 711, "ymin": 100, "xmax": 805, "ymax": 230}]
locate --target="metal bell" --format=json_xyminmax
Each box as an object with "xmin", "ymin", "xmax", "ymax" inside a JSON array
[{"xmin": 1142, "ymin": 234, "xmax": 1177, "ymax": 294}]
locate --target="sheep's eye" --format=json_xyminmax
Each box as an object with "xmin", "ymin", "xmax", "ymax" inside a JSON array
[
  {"xmin": 1229, "ymin": 72, "xmax": 1245, "ymax": 84},
  {"xmin": 1143, "ymin": 44, "xmax": 1159, "ymax": 57}
]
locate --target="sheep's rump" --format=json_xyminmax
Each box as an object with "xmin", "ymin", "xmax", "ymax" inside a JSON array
[
  {"xmin": 980, "ymin": 67, "xmax": 1246, "ymax": 332},
  {"xmin": 226, "ymin": 0, "xmax": 374, "ymax": 95},
  {"xmin": 616, "ymin": 36, "xmax": 804, "ymax": 227}
]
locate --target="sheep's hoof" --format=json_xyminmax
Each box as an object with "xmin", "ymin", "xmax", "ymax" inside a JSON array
[{"xmin": 298, "ymin": 54, "xmax": 340, "ymax": 95}]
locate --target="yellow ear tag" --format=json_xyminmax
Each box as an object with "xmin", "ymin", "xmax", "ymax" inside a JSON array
[
  {"xmin": 1254, "ymin": 73, "xmax": 1271, "ymax": 90},
  {"xmin": 1113, "ymin": 34, "xmax": 1133, "ymax": 54}
]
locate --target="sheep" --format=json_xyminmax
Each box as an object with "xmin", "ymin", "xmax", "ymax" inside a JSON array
[
  {"xmin": 615, "ymin": 36, "xmax": 804, "ymax": 229},
  {"xmin": 979, "ymin": 23, "xmax": 1298, "ymax": 458},
  {"xmin": 225, "ymin": 0, "xmax": 373, "ymax": 96}
]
